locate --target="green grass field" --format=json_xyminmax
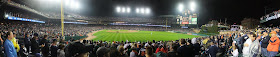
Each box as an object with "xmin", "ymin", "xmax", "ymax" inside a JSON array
[{"xmin": 92, "ymin": 30, "xmax": 200, "ymax": 42}]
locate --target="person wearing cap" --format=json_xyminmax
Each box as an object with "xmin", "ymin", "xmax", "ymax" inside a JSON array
[
  {"xmin": 242, "ymin": 32, "xmax": 255, "ymax": 57},
  {"xmin": 267, "ymin": 31, "xmax": 280, "ymax": 57},
  {"xmin": 260, "ymin": 30, "xmax": 270, "ymax": 57}
]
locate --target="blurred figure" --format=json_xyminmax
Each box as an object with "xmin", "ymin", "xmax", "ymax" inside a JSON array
[
  {"xmin": 206, "ymin": 41, "xmax": 218, "ymax": 57},
  {"xmin": 31, "ymin": 35, "xmax": 44, "ymax": 57},
  {"xmin": 4, "ymin": 31, "xmax": 17, "ymax": 57},
  {"xmin": 41, "ymin": 35, "xmax": 50, "ymax": 57},
  {"xmin": 260, "ymin": 30, "xmax": 270, "ymax": 57},
  {"xmin": 267, "ymin": 31, "xmax": 280, "ymax": 57},
  {"xmin": 19, "ymin": 44, "xmax": 28, "ymax": 57},
  {"xmin": 167, "ymin": 45, "xmax": 177, "ymax": 57},
  {"xmin": 177, "ymin": 39, "xmax": 187, "ymax": 57},
  {"xmin": 0, "ymin": 33, "xmax": 4, "ymax": 57},
  {"xmin": 145, "ymin": 47, "xmax": 155, "ymax": 57},
  {"xmin": 248, "ymin": 32, "xmax": 261, "ymax": 57},
  {"xmin": 57, "ymin": 44, "xmax": 65, "ymax": 57},
  {"xmin": 243, "ymin": 33, "xmax": 254, "ymax": 57},
  {"xmin": 11, "ymin": 33, "xmax": 20, "ymax": 53},
  {"xmin": 51, "ymin": 39, "xmax": 58, "ymax": 57},
  {"xmin": 96, "ymin": 47, "xmax": 110, "ymax": 57},
  {"xmin": 24, "ymin": 33, "xmax": 31, "ymax": 53}
]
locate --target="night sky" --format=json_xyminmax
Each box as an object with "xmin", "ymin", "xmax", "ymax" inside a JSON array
[{"xmin": 17, "ymin": 0, "xmax": 280, "ymax": 26}]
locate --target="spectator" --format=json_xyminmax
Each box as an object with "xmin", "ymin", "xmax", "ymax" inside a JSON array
[
  {"xmin": 260, "ymin": 30, "xmax": 270, "ymax": 57},
  {"xmin": 0, "ymin": 33, "xmax": 4, "ymax": 57},
  {"xmin": 267, "ymin": 31, "xmax": 280, "ymax": 57},
  {"xmin": 177, "ymin": 39, "xmax": 187, "ymax": 57},
  {"xmin": 57, "ymin": 44, "xmax": 65, "ymax": 57},
  {"xmin": 11, "ymin": 33, "xmax": 20, "ymax": 53},
  {"xmin": 19, "ymin": 44, "xmax": 28, "ymax": 57},
  {"xmin": 145, "ymin": 47, "xmax": 155, "ymax": 57},
  {"xmin": 206, "ymin": 41, "xmax": 218, "ymax": 57},
  {"xmin": 167, "ymin": 45, "xmax": 177, "ymax": 57},
  {"xmin": 4, "ymin": 31, "xmax": 17, "ymax": 57},
  {"xmin": 248, "ymin": 32, "xmax": 261, "ymax": 57},
  {"xmin": 24, "ymin": 33, "xmax": 31, "ymax": 53},
  {"xmin": 31, "ymin": 36, "xmax": 43, "ymax": 57},
  {"xmin": 156, "ymin": 47, "xmax": 168, "ymax": 57},
  {"xmin": 243, "ymin": 33, "xmax": 253, "ymax": 57},
  {"xmin": 41, "ymin": 35, "xmax": 50, "ymax": 57},
  {"xmin": 96, "ymin": 47, "xmax": 110, "ymax": 57},
  {"xmin": 130, "ymin": 48, "xmax": 138, "ymax": 57},
  {"xmin": 51, "ymin": 39, "xmax": 58, "ymax": 57},
  {"xmin": 231, "ymin": 42, "xmax": 238, "ymax": 57}
]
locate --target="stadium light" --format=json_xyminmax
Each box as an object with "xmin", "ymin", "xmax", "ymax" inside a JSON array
[
  {"xmin": 141, "ymin": 8, "xmax": 145, "ymax": 14},
  {"xmin": 70, "ymin": 0, "xmax": 75, "ymax": 9},
  {"xmin": 136, "ymin": 8, "xmax": 140, "ymax": 13},
  {"xmin": 75, "ymin": 2, "xmax": 80, "ymax": 9},
  {"xmin": 178, "ymin": 3, "xmax": 184, "ymax": 12},
  {"xmin": 190, "ymin": 1, "xmax": 196, "ymax": 11},
  {"xmin": 145, "ymin": 8, "xmax": 150, "ymax": 14},
  {"xmin": 127, "ymin": 7, "xmax": 131, "ymax": 13},
  {"xmin": 122, "ymin": 7, "xmax": 126, "ymax": 13},
  {"xmin": 116, "ymin": 7, "xmax": 121, "ymax": 13},
  {"xmin": 5, "ymin": 14, "xmax": 8, "ymax": 18},
  {"xmin": 65, "ymin": 0, "xmax": 70, "ymax": 6}
]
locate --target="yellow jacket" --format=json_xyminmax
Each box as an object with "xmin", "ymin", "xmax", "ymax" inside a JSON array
[{"xmin": 11, "ymin": 37, "xmax": 20, "ymax": 52}]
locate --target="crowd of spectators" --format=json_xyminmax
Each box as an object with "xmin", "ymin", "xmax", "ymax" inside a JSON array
[{"xmin": 5, "ymin": 20, "xmax": 280, "ymax": 57}]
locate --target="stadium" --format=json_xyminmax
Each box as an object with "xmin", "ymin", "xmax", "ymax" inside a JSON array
[{"xmin": 0, "ymin": 0, "xmax": 280, "ymax": 57}]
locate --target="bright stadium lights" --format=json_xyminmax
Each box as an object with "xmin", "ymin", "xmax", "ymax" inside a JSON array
[
  {"xmin": 145, "ymin": 8, "xmax": 151, "ymax": 14},
  {"xmin": 122, "ymin": 7, "xmax": 126, "ymax": 13},
  {"xmin": 127, "ymin": 7, "xmax": 131, "ymax": 13},
  {"xmin": 70, "ymin": 0, "xmax": 75, "ymax": 9},
  {"xmin": 75, "ymin": 2, "xmax": 80, "ymax": 9},
  {"xmin": 190, "ymin": 1, "xmax": 196, "ymax": 11},
  {"xmin": 141, "ymin": 8, "xmax": 145, "ymax": 14},
  {"xmin": 178, "ymin": 3, "xmax": 184, "ymax": 12},
  {"xmin": 136, "ymin": 8, "xmax": 140, "ymax": 13},
  {"xmin": 116, "ymin": 7, "xmax": 121, "ymax": 13},
  {"xmin": 5, "ymin": 14, "xmax": 8, "ymax": 18},
  {"xmin": 65, "ymin": 0, "xmax": 70, "ymax": 6}
]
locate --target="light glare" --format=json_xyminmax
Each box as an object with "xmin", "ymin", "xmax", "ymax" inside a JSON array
[
  {"xmin": 116, "ymin": 7, "xmax": 121, "ymax": 12},
  {"xmin": 122, "ymin": 7, "xmax": 126, "ymax": 13},
  {"xmin": 178, "ymin": 3, "xmax": 184, "ymax": 12},
  {"xmin": 141, "ymin": 8, "xmax": 145, "ymax": 14},
  {"xmin": 136, "ymin": 8, "xmax": 140, "ymax": 13},
  {"xmin": 127, "ymin": 7, "xmax": 131, "ymax": 13},
  {"xmin": 190, "ymin": 2, "xmax": 196, "ymax": 11},
  {"xmin": 145, "ymin": 8, "xmax": 150, "ymax": 14}
]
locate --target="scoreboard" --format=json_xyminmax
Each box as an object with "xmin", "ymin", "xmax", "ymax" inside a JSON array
[{"xmin": 176, "ymin": 10, "xmax": 197, "ymax": 25}]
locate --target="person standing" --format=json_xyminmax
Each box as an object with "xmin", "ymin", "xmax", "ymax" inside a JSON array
[
  {"xmin": 260, "ymin": 30, "xmax": 270, "ymax": 57},
  {"xmin": 4, "ymin": 31, "xmax": 17, "ymax": 57},
  {"xmin": 267, "ymin": 31, "xmax": 280, "ymax": 57},
  {"xmin": 31, "ymin": 35, "xmax": 44, "ymax": 57},
  {"xmin": 24, "ymin": 33, "xmax": 31, "ymax": 53},
  {"xmin": 243, "ymin": 33, "xmax": 254, "ymax": 57},
  {"xmin": 206, "ymin": 41, "xmax": 218, "ymax": 57},
  {"xmin": 41, "ymin": 35, "xmax": 50, "ymax": 57},
  {"xmin": 51, "ymin": 39, "xmax": 58, "ymax": 57},
  {"xmin": 248, "ymin": 33, "xmax": 261, "ymax": 57}
]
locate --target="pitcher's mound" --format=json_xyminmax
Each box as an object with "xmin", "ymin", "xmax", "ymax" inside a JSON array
[{"xmin": 106, "ymin": 30, "xmax": 139, "ymax": 33}]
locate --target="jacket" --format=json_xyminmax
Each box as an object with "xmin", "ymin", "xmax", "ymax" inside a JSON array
[
  {"xmin": 261, "ymin": 36, "xmax": 270, "ymax": 48},
  {"xmin": 4, "ymin": 39, "xmax": 17, "ymax": 57},
  {"xmin": 267, "ymin": 36, "xmax": 280, "ymax": 52}
]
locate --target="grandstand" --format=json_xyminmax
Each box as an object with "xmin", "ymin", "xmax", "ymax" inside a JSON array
[{"xmin": 1, "ymin": 0, "xmax": 280, "ymax": 57}]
